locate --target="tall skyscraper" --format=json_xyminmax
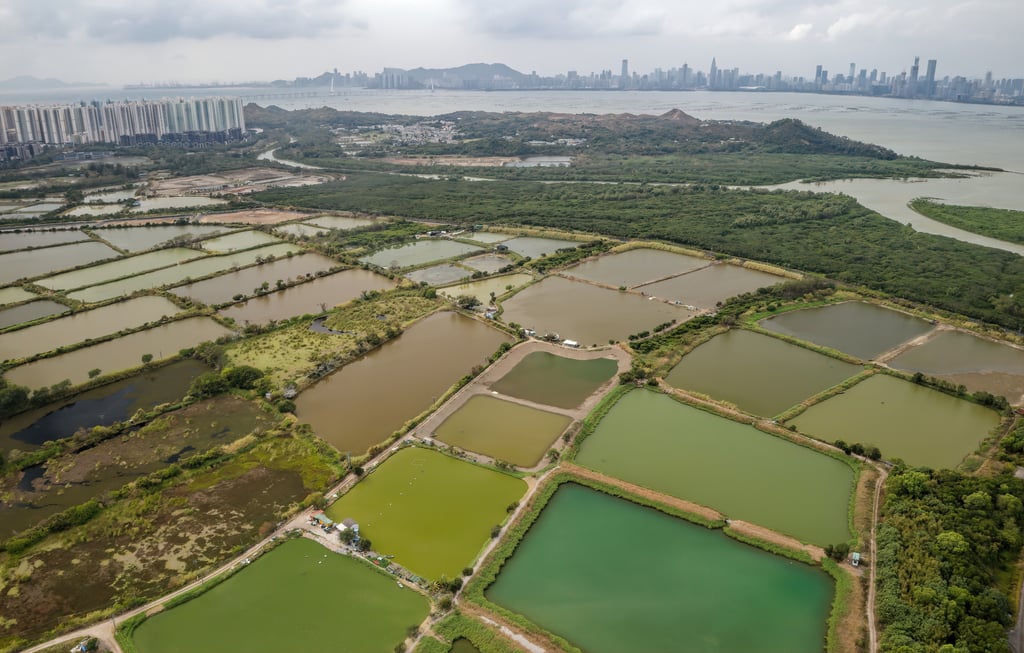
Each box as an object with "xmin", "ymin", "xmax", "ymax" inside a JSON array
[
  {"xmin": 620, "ymin": 59, "xmax": 629, "ymax": 89},
  {"xmin": 909, "ymin": 56, "xmax": 920, "ymax": 97},
  {"xmin": 849, "ymin": 63, "xmax": 856, "ymax": 80},
  {"xmin": 925, "ymin": 59, "xmax": 937, "ymax": 97},
  {"xmin": 814, "ymin": 64, "xmax": 823, "ymax": 87},
  {"xmin": 710, "ymin": 58, "xmax": 718, "ymax": 89}
]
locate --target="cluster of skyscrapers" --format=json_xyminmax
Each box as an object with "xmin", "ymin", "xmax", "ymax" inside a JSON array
[{"xmin": 0, "ymin": 97, "xmax": 246, "ymax": 147}]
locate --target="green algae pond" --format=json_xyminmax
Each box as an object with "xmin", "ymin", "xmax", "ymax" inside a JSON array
[
  {"xmin": 638, "ymin": 263, "xmax": 783, "ymax": 309},
  {"xmin": 0, "ymin": 229, "xmax": 88, "ymax": 253},
  {"xmin": 563, "ymin": 248, "xmax": 708, "ymax": 288},
  {"xmin": 199, "ymin": 229, "xmax": 283, "ymax": 252},
  {"xmin": 170, "ymin": 251, "xmax": 339, "ymax": 306},
  {"xmin": 307, "ymin": 215, "xmax": 377, "ymax": 231},
  {"xmin": 501, "ymin": 276, "xmax": 694, "ymax": 345},
  {"xmin": 0, "ymin": 295, "xmax": 182, "ymax": 362},
  {"xmin": 490, "ymin": 351, "xmax": 618, "ymax": 409},
  {"xmin": 576, "ymin": 390, "xmax": 853, "ymax": 545},
  {"xmin": 501, "ymin": 236, "xmax": 579, "ymax": 258},
  {"xmin": 486, "ymin": 483, "xmax": 832, "ymax": 653},
  {"xmin": 131, "ymin": 537, "xmax": 428, "ymax": 653},
  {"xmin": 35, "ymin": 247, "xmax": 201, "ymax": 291},
  {"xmin": 0, "ymin": 241, "xmax": 120, "ymax": 285},
  {"xmin": 0, "ymin": 299, "xmax": 67, "ymax": 330},
  {"xmin": 4, "ymin": 316, "xmax": 233, "ymax": 390},
  {"xmin": 461, "ymin": 253, "xmax": 514, "ymax": 273},
  {"xmin": 68, "ymin": 243, "xmax": 301, "ymax": 303},
  {"xmin": 665, "ymin": 329, "xmax": 862, "ymax": 417},
  {"xmin": 434, "ymin": 395, "xmax": 571, "ymax": 467},
  {"xmin": 889, "ymin": 329, "xmax": 1024, "ymax": 405},
  {"xmin": 361, "ymin": 239, "xmax": 482, "ymax": 269},
  {"xmin": 274, "ymin": 222, "xmax": 329, "ymax": 238},
  {"xmin": 326, "ymin": 447, "xmax": 525, "ymax": 579},
  {"xmin": 0, "ymin": 286, "xmax": 37, "ymax": 307},
  {"xmin": 296, "ymin": 312, "xmax": 512, "ymax": 455},
  {"xmin": 438, "ymin": 273, "xmax": 533, "ymax": 305},
  {"xmin": 760, "ymin": 301, "xmax": 934, "ymax": 360},
  {"xmin": 790, "ymin": 374, "xmax": 1002, "ymax": 469},
  {"xmin": 219, "ymin": 268, "xmax": 396, "ymax": 326}
]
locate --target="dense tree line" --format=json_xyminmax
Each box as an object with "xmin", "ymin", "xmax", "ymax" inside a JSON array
[
  {"xmin": 253, "ymin": 175, "xmax": 1024, "ymax": 330},
  {"xmin": 877, "ymin": 466, "xmax": 1024, "ymax": 652}
]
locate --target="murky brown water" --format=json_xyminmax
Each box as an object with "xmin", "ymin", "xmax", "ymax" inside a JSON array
[
  {"xmin": 295, "ymin": 312, "xmax": 511, "ymax": 454},
  {"xmin": 171, "ymin": 252, "xmax": 339, "ymax": 306}
]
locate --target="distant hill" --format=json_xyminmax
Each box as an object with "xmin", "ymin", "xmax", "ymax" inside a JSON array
[
  {"xmin": 405, "ymin": 63, "xmax": 528, "ymax": 85},
  {"xmin": 0, "ymin": 75, "xmax": 101, "ymax": 90}
]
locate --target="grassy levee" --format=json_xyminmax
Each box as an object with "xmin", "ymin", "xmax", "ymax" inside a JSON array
[
  {"xmin": 561, "ymin": 385, "xmax": 630, "ymax": 461},
  {"xmin": 413, "ymin": 636, "xmax": 450, "ymax": 653},
  {"xmin": 774, "ymin": 368, "xmax": 878, "ymax": 423},
  {"xmin": 722, "ymin": 526, "xmax": 816, "ymax": 564},
  {"xmin": 430, "ymin": 611, "xmax": 526, "ymax": 653}
]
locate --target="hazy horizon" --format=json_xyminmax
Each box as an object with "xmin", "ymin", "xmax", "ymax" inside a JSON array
[{"xmin": 1, "ymin": 0, "xmax": 1021, "ymax": 86}]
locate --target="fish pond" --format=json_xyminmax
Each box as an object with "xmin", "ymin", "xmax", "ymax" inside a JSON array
[
  {"xmin": 490, "ymin": 351, "xmax": 618, "ymax": 409},
  {"xmin": 68, "ymin": 243, "xmax": 300, "ymax": 303},
  {"xmin": 64, "ymin": 204, "xmax": 125, "ymax": 217},
  {"xmin": 790, "ymin": 374, "xmax": 1003, "ymax": 469},
  {"xmin": 132, "ymin": 196, "xmax": 226, "ymax": 211},
  {"xmin": 486, "ymin": 483, "xmax": 832, "ymax": 653},
  {"xmin": 438, "ymin": 274, "xmax": 533, "ymax": 305},
  {"xmin": 576, "ymin": 389, "xmax": 853, "ymax": 545},
  {"xmin": 326, "ymin": 447, "xmax": 526, "ymax": 579},
  {"xmin": 0, "ymin": 229, "xmax": 88, "ymax": 253},
  {"xmin": 1, "ymin": 395, "xmax": 273, "ymax": 537},
  {"xmin": 405, "ymin": 263, "xmax": 471, "ymax": 286},
  {"xmin": 131, "ymin": 537, "xmax": 428, "ymax": 653},
  {"xmin": 434, "ymin": 395, "xmax": 571, "ymax": 467},
  {"xmin": 0, "ymin": 299, "xmax": 67, "ymax": 330},
  {"xmin": 0, "ymin": 359, "xmax": 209, "ymax": 454},
  {"xmin": 665, "ymin": 330, "xmax": 862, "ymax": 417},
  {"xmin": 361, "ymin": 239, "xmax": 482, "ymax": 269},
  {"xmin": 91, "ymin": 225, "xmax": 228, "ymax": 251},
  {"xmin": 564, "ymin": 248, "xmax": 708, "ymax": 288},
  {"xmin": 0, "ymin": 241, "xmax": 119, "ymax": 285},
  {"xmin": 274, "ymin": 222, "xmax": 328, "ymax": 238},
  {"xmin": 464, "ymin": 231, "xmax": 511, "ymax": 244},
  {"xmin": 461, "ymin": 253, "xmax": 514, "ymax": 273},
  {"xmin": 0, "ymin": 287, "xmax": 36, "ymax": 306},
  {"xmin": 638, "ymin": 264, "xmax": 783, "ymax": 308},
  {"xmin": 170, "ymin": 252, "xmax": 338, "ymax": 306},
  {"xmin": 889, "ymin": 330, "xmax": 1024, "ymax": 404},
  {"xmin": 501, "ymin": 236, "xmax": 580, "ymax": 258},
  {"xmin": 296, "ymin": 312, "xmax": 512, "ymax": 455},
  {"xmin": 307, "ymin": 215, "xmax": 377, "ymax": 230},
  {"xmin": 199, "ymin": 229, "xmax": 283, "ymax": 252},
  {"xmin": 0, "ymin": 295, "xmax": 182, "ymax": 362},
  {"xmin": 760, "ymin": 301, "xmax": 934, "ymax": 360},
  {"xmin": 4, "ymin": 317, "xmax": 232, "ymax": 389},
  {"xmin": 501, "ymin": 276, "xmax": 694, "ymax": 345},
  {"xmin": 220, "ymin": 269, "xmax": 395, "ymax": 326},
  {"xmin": 36, "ymin": 247, "xmax": 201, "ymax": 291}
]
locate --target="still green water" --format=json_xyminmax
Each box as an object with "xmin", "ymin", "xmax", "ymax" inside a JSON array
[
  {"xmin": 361, "ymin": 239, "xmax": 481, "ymax": 269},
  {"xmin": 438, "ymin": 273, "xmax": 532, "ymax": 305},
  {"xmin": 665, "ymin": 330, "xmax": 861, "ymax": 417},
  {"xmin": 35, "ymin": 247, "xmax": 200, "ymax": 290},
  {"xmin": 171, "ymin": 252, "xmax": 338, "ymax": 306},
  {"xmin": 486, "ymin": 484, "xmax": 832, "ymax": 653},
  {"xmin": 435, "ymin": 395, "xmax": 571, "ymax": 466},
  {"xmin": 327, "ymin": 447, "xmax": 525, "ymax": 579},
  {"xmin": 133, "ymin": 538, "xmax": 428, "ymax": 653},
  {"xmin": 491, "ymin": 351, "xmax": 617, "ymax": 409},
  {"xmin": 576, "ymin": 389, "xmax": 852, "ymax": 545},
  {"xmin": 791, "ymin": 374, "xmax": 1001, "ymax": 469},
  {"xmin": 0, "ymin": 241, "xmax": 120, "ymax": 285},
  {"xmin": 760, "ymin": 301, "xmax": 933, "ymax": 360}
]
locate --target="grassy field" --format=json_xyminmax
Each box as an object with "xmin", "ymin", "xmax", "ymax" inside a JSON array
[
  {"xmin": 326, "ymin": 447, "xmax": 525, "ymax": 579},
  {"xmin": 226, "ymin": 290, "xmax": 439, "ymax": 387},
  {"xmin": 910, "ymin": 198, "xmax": 1024, "ymax": 244},
  {"xmin": 132, "ymin": 538, "xmax": 428, "ymax": 653}
]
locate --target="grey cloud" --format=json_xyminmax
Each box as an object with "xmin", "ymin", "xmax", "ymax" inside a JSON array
[
  {"xmin": 7, "ymin": 0, "xmax": 362, "ymax": 42},
  {"xmin": 460, "ymin": 0, "xmax": 664, "ymax": 39}
]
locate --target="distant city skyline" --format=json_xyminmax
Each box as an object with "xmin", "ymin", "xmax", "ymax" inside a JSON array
[{"xmin": 0, "ymin": 0, "xmax": 1020, "ymax": 86}]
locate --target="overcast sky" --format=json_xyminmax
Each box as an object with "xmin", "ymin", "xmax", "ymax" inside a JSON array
[{"xmin": 1, "ymin": 0, "xmax": 1021, "ymax": 85}]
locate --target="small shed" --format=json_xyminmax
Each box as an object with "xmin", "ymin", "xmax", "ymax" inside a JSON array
[
  {"xmin": 563, "ymin": 339, "xmax": 580, "ymax": 348},
  {"xmin": 340, "ymin": 518, "xmax": 360, "ymax": 534},
  {"xmin": 310, "ymin": 510, "xmax": 335, "ymax": 530},
  {"xmin": 851, "ymin": 552, "xmax": 861, "ymax": 567}
]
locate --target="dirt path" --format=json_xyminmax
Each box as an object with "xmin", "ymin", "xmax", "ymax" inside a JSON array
[
  {"xmin": 873, "ymin": 324, "xmax": 945, "ymax": 363},
  {"xmin": 725, "ymin": 520, "xmax": 825, "ymax": 561},
  {"xmin": 867, "ymin": 463, "xmax": 889, "ymax": 653}
]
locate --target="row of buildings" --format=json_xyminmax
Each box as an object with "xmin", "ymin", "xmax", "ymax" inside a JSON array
[{"xmin": 0, "ymin": 97, "xmax": 246, "ymax": 147}]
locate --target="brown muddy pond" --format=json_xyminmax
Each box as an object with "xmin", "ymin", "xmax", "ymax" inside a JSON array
[
  {"xmin": 91, "ymin": 225, "xmax": 229, "ymax": 252},
  {"xmin": 4, "ymin": 317, "xmax": 233, "ymax": 390},
  {"xmin": 0, "ymin": 300, "xmax": 67, "ymax": 330},
  {"xmin": 0, "ymin": 295, "xmax": 182, "ymax": 362},
  {"xmin": 36, "ymin": 247, "xmax": 202, "ymax": 291},
  {"xmin": 889, "ymin": 330, "xmax": 1024, "ymax": 404},
  {"xmin": 220, "ymin": 269, "xmax": 396, "ymax": 326},
  {"xmin": 0, "ymin": 241, "xmax": 120, "ymax": 285},
  {"xmin": 501, "ymin": 276, "xmax": 694, "ymax": 344},
  {"xmin": 171, "ymin": 252, "xmax": 339, "ymax": 306},
  {"xmin": 295, "ymin": 312, "xmax": 511, "ymax": 455},
  {"xmin": 564, "ymin": 248, "xmax": 708, "ymax": 288},
  {"xmin": 0, "ymin": 229, "xmax": 89, "ymax": 253},
  {"xmin": 637, "ymin": 264, "xmax": 784, "ymax": 309}
]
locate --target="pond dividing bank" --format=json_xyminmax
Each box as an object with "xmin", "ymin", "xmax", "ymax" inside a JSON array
[{"xmin": 481, "ymin": 482, "xmax": 832, "ymax": 653}]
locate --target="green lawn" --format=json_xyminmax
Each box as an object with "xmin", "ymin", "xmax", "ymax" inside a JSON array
[
  {"xmin": 327, "ymin": 447, "xmax": 526, "ymax": 579},
  {"xmin": 132, "ymin": 538, "xmax": 428, "ymax": 653}
]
